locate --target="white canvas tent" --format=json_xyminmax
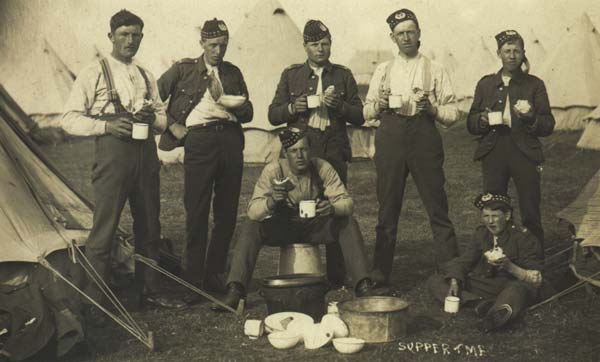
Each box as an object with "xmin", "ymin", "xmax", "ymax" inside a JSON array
[
  {"xmin": 556, "ymin": 169, "xmax": 600, "ymax": 287},
  {"xmin": 0, "ymin": 84, "xmax": 155, "ymax": 349},
  {"xmin": 526, "ymin": 28, "xmax": 548, "ymax": 69},
  {"xmin": 538, "ymin": 12, "xmax": 600, "ymax": 130},
  {"xmin": 578, "ymin": 106, "xmax": 600, "ymax": 150}
]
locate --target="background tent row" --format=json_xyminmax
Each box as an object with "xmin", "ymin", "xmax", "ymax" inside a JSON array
[{"xmin": 2, "ymin": 0, "xmax": 600, "ymax": 162}]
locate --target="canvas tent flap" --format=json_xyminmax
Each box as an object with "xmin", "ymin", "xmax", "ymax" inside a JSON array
[
  {"xmin": 557, "ymin": 169, "xmax": 600, "ymax": 248},
  {"xmin": 539, "ymin": 13, "xmax": 600, "ymax": 113},
  {"xmin": 227, "ymin": 0, "xmax": 306, "ymax": 133},
  {"xmin": 0, "ymin": 84, "xmax": 92, "ymax": 262}
]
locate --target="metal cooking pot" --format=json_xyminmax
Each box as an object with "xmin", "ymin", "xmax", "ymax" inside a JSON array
[
  {"xmin": 338, "ymin": 296, "xmax": 409, "ymax": 343},
  {"xmin": 260, "ymin": 273, "xmax": 330, "ymax": 321}
]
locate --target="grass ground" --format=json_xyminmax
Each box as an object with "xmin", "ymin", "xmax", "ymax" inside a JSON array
[{"xmin": 38, "ymin": 125, "xmax": 600, "ymax": 362}]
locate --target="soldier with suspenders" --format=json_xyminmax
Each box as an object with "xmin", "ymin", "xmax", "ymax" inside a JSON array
[
  {"xmin": 62, "ymin": 10, "xmax": 184, "ymax": 326},
  {"xmin": 363, "ymin": 9, "xmax": 461, "ymax": 285}
]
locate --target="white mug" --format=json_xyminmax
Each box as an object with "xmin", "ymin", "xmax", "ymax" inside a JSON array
[
  {"xmin": 488, "ymin": 111, "xmax": 503, "ymax": 126},
  {"xmin": 244, "ymin": 319, "xmax": 264, "ymax": 339},
  {"xmin": 307, "ymin": 95, "xmax": 320, "ymax": 109},
  {"xmin": 132, "ymin": 123, "xmax": 149, "ymax": 140},
  {"xmin": 388, "ymin": 95, "xmax": 402, "ymax": 109},
  {"xmin": 299, "ymin": 200, "xmax": 317, "ymax": 218},
  {"xmin": 444, "ymin": 296, "xmax": 460, "ymax": 314}
]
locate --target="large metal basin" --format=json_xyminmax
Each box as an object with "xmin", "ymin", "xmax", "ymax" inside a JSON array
[{"xmin": 338, "ymin": 297, "xmax": 409, "ymax": 343}]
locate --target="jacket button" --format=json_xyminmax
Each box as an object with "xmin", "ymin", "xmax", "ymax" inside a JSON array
[
  {"xmin": 499, "ymin": 87, "xmax": 503, "ymax": 91},
  {"xmin": 311, "ymin": 75, "xmax": 315, "ymax": 79},
  {"xmin": 499, "ymin": 100, "xmax": 503, "ymax": 103},
  {"xmin": 181, "ymin": 110, "xmax": 186, "ymax": 114},
  {"xmin": 189, "ymin": 100, "xmax": 193, "ymax": 103},
  {"xmin": 492, "ymin": 129, "xmax": 496, "ymax": 132},
  {"xmin": 309, "ymin": 87, "xmax": 313, "ymax": 91}
]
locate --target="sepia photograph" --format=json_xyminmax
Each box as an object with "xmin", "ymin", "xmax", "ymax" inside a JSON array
[{"xmin": 0, "ymin": 0, "xmax": 599, "ymax": 361}]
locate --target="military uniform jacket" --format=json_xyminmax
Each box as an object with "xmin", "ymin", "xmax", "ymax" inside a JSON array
[
  {"xmin": 444, "ymin": 222, "xmax": 543, "ymax": 286},
  {"xmin": 268, "ymin": 61, "xmax": 364, "ymax": 161},
  {"xmin": 157, "ymin": 55, "xmax": 253, "ymax": 150},
  {"xmin": 466, "ymin": 70, "xmax": 555, "ymax": 163}
]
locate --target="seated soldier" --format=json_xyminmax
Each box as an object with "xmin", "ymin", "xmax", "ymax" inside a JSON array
[
  {"xmin": 427, "ymin": 193, "xmax": 543, "ymax": 332},
  {"xmin": 213, "ymin": 127, "xmax": 384, "ymax": 310}
]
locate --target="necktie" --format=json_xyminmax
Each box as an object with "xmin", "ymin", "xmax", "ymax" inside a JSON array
[{"xmin": 208, "ymin": 70, "xmax": 223, "ymax": 101}]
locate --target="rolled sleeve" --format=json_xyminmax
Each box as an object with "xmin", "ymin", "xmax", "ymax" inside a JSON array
[
  {"xmin": 433, "ymin": 67, "xmax": 459, "ymax": 128},
  {"xmin": 247, "ymin": 163, "xmax": 279, "ymax": 221},
  {"xmin": 363, "ymin": 63, "xmax": 386, "ymax": 121},
  {"xmin": 318, "ymin": 160, "xmax": 353, "ymax": 216},
  {"xmin": 61, "ymin": 64, "xmax": 107, "ymax": 136},
  {"xmin": 148, "ymin": 72, "xmax": 167, "ymax": 133}
]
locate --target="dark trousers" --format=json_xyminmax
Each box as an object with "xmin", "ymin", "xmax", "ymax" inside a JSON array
[
  {"xmin": 227, "ymin": 215, "xmax": 370, "ymax": 289},
  {"xmin": 373, "ymin": 114, "xmax": 458, "ymax": 282},
  {"xmin": 304, "ymin": 127, "xmax": 349, "ymax": 285},
  {"xmin": 182, "ymin": 124, "xmax": 244, "ymax": 286},
  {"xmin": 481, "ymin": 134, "xmax": 544, "ymax": 258},
  {"xmin": 84, "ymin": 135, "xmax": 161, "ymax": 303},
  {"xmin": 427, "ymin": 274, "xmax": 538, "ymax": 321}
]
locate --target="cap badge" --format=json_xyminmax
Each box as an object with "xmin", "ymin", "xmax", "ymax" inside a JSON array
[
  {"xmin": 481, "ymin": 193, "xmax": 492, "ymax": 202},
  {"xmin": 396, "ymin": 12, "xmax": 406, "ymax": 19},
  {"xmin": 218, "ymin": 23, "xmax": 228, "ymax": 31}
]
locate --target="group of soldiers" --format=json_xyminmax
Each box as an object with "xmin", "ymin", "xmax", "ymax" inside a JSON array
[{"xmin": 62, "ymin": 7, "xmax": 555, "ymax": 334}]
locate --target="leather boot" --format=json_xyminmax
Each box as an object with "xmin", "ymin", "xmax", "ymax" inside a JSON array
[
  {"xmin": 355, "ymin": 278, "xmax": 390, "ymax": 297},
  {"xmin": 476, "ymin": 304, "xmax": 513, "ymax": 333},
  {"xmin": 211, "ymin": 282, "xmax": 245, "ymax": 312}
]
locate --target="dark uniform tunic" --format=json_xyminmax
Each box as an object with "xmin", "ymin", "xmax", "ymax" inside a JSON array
[
  {"xmin": 157, "ymin": 56, "xmax": 253, "ymax": 286},
  {"xmin": 467, "ymin": 70, "xmax": 555, "ymax": 258},
  {"xmin": 428, "ymin": 222, "xmax": 542, "ymax": 319},
  {"xmin": 268, "ymin": 61, "xmax": 364, "ymax": 284}
]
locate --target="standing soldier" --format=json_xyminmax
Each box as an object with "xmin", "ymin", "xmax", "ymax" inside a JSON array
[
  {"xmin": 268, "ymin": 20, "xmax": 364, "ymax": 287},
  {"xmin": 364, "ymin": 9, "xmax": 460, "ymax": 285},
  {"xmin": 466, "ymin": 30, "xmax": 555, "ymax": 259},
  {"xmin": 62, "ymin": 10, "xmax": 184, "ymax": 326},
  {"xmin": 157, "ymin": 18, "xmax": 253, "ymax": 303}
]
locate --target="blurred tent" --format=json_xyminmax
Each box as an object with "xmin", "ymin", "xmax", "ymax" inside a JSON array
[
  {"xmin": 0, "ymin": 84, "xmax": 154, "ymax": 350},
  {"xmin": 346, "ymin": 48, "xmax": 395, "ymax": 159},
  {"xmin": 579, "ymin": 106, "xmax": 600, "ymax": 150},
  {"xmin": 526, "ymin": 28, "xmax": 548, "ymax": 69},
  {"xmin": 538, "ymin": 12, "xmax": 600, "ymax": 130},
  {"xmin": 556, "ymin": 169, "xmax": 600, "ymax": 288},
  {"xmin": 348, "ymin": 49, "xmax": 395, "ymax": 98}
]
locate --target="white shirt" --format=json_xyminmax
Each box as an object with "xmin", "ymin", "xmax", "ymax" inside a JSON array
[
  {"xmin": 501, "ymin": 75, "xmax": 512, "ymax": 128},
  {"xmin": 185, "ymin": 61, "xmax": 237, "ymax": 127},
  {"xmin": 306, "ymin": 65, "xmax": 331, "ymax": 131},
  {"xmin": 363, "ymin": 52, "xmax": 459, "ymax": 127},
  {"xmin": 62, "ymin": 55, "xmax": 166, "ymax": 136}
]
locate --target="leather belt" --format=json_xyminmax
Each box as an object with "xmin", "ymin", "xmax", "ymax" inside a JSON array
[{"xmin": 187, "ymin": 120, "xmax": 236, "ymax": 131}]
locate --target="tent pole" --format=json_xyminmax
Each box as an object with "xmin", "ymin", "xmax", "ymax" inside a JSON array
[
  {"xmin": 38, "ymin": 258, "xmax": 154, "ymax": 350},
  {"xmin": 133, "ymin": 254, "xmax": 243, "ymax": 316}
]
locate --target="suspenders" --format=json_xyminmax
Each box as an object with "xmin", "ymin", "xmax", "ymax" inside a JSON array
[
  {"xmin": 380, "ymin": 55, "xmax": 432, "ymax": 95},
  {"xmin": 98, "ymin": 57, "xmax": 153, "ymax": 116}
]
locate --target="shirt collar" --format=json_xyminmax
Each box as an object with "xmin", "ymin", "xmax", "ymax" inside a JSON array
[
  {"xmin": 394, "ymin": 51, "xmax": 421, "ymax": 62},
  {"xmin": 198, "ymin": 54, "xmax": 223, "ymax": 74},
  {"xmin": 302, "ymin": 60, "xmax": 333, "ymax": 77},
  {"xmin": 493, "ymin": 68, "xmax": 526, "ymax": 87}
]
